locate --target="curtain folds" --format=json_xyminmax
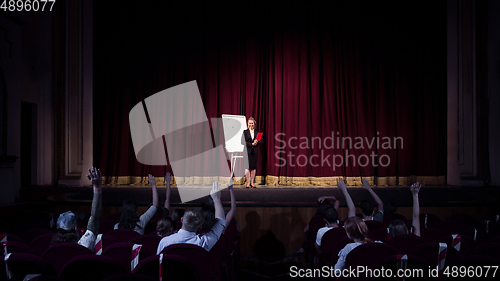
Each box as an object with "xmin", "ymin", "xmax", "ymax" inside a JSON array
[{"xmin": 94, "ymin": 2, "xmax": 446, "ymax": 186}]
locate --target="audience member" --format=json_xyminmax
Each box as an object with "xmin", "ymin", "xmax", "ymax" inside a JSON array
[
  {"xmin": 156, "ymin": 172, "xmax": 174, "ymax": 237},
  {"xmin": 360, "ymin": 179, "xmax": 384, "ymax": 221},
  {"xmin": 315, "ymin": 206, "xmax": 340, "ymax": 250},
  {"xmin": 156, "ymin": 181, "xmax": 227, "ymax": 254},
  {"xmin": 388, "ymin": 182, "xmax": 421, "ymax": 237},
  {"xmin": 156, "ymin": 216, "xmax": 173, "ymax": 237},
  {"xmin": 52, "ymin": 167, "xmax": 102, "ymax": 251},
  {"xmin": 114, "ymin": 174, "xmax": 159, "ymax": 235},
  {"xmin": 303, "ymin": 196, "xmax": 337, "ymax": 234},
  {"xmin": 334, "ymin": 216, "xmax": 373, "ymax": 271}
]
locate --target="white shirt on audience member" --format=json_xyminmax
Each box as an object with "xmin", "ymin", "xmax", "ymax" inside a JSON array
[{"xmin": 156, "ymin": 217, "xmax": 226, "ymax": 254}]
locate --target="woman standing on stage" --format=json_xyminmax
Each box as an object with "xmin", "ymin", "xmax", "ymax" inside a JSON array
[{"xmin": 242, "ymin": 117, "xmax": 264, "ymax": 188}]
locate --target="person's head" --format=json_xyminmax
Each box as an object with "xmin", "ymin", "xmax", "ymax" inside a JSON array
[
  {"xmin": 52, "ymin": 211, "xmax": 80, "ymax": 244},
  {"xmin": 316, "ymin": 199, "xmax": 331, "ymax": 214},
  {"xmin": 118, "ymin": 200, "xmax": 141, "ymax": 230},
  {"xmin": 156, "ymin": 216, "xmax": 173, "ymax": 237},
  {"xmin": 388, "ymin": 219, "xmax": 408, "ymax": 238},
  {"xmin": 344, "ymin": 216, "xmax": 371, "ymax": 243},
  {"xmin": 181, "ymin": 208, "xmax": 204, "ymax": 232},
  {"xmin": 323, "ymin": 207, "xmax": 339, "ymax": 225},
  {"xmin": 171, "ymin": 209, "xmax": 185, "ymax": 222},
  {"xmin": 360, "ymin": 200, "xmax": 376, "ymax": 217},
  {"xmin": 248, "ymin": 117, "xmax": 256, "ymax": 130},
  {"xmin": 201, "ymin": 204, "xmax": 216, "ymax": 230}
]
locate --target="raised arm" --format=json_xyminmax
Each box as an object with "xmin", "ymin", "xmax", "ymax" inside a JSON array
[
  {"xmin": 164, "ymin": 172, "xmax": 172, "ymax": 212},
  {"xmin": 362, "ymin": 179, "xmax": 383, "ymax": 212},
  {"xmin": 411, "ymin": 182, "xmax": 421, "ymax": 236},
  {"xmin": 224, "ymin": 178, "xmax": 236, "ymax": 230},
  {"xmin": 211, "ymin": 182, "xmax": 225, "ymax": 220},
  {"xmin": 86, "ymin": 167, "xmax": 102, "ymax": 235},
  {"xmin": 148, "ymin": 174, "xmax": 159, "ymax": 208},
  {"xmin": 337, "ymin": 178, "xmax": 356, "ymax": 218}
]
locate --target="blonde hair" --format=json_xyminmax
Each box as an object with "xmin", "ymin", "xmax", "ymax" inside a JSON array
[{"xmin": 248, "ymin": 117, "xmax": 256, "ymax": 128}]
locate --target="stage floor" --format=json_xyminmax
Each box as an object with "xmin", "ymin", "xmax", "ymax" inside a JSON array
[{"xmin": 20, "ymin": 184, "xmax": 500, "ymax": 208}]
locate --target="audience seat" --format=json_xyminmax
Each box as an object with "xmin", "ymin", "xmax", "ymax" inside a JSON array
[
  {"xmin": 0, "ymin": 233, "xmax": 25, "ymax": 245},
  {"xmin": 59, "ymin": 254, "xmax": 127, "ymax": 281},
  {"xmin": 473, "ymin": 220, "xmax": 500, "ymax": 239},
  {"xmin": 344, "ymin": 243, "xmax": 399, "ymax": 280},
  {"xmin": 42, "ymin": 242, "xmax": 93, "ymax": 274},
  {"xmin": 101, "ymin": 273, "xmax": 159, "ymax": 281},
  {"xmin": 460, "ymin": 228, "xmax": 488, "ymax": 244},
  {"xmin": 387, "ymin": 234, "xmax": 426, "ymax": 254},
  {"xmin": 129, "ymin": 234, "xmax": 161, "ymax": 257},
  {"xmin": 420, "ymin": 228, "xmax": 447, "ymax": 243},
  {"xmin": 30, "ymin": 233, "xmax": 55, "ymax": 256},
  {"xmin": 102, "ymin": 242, "xmax": 151, "ymax": 272},
  {"xmin": 329, "ymin": 236, "xmax": 353, "ymax": 266},
  {"xmin": 368, "ymin": 228, "xmax": 389, "ymax": 243},
  {"xmin": 2, "ymin": 253, "xmax": 57, "ymax": 280},
  {"xmin": 372, "ymin": 254, "xmax": 432, "ymax": 280},
  {"xmin": 429, "ymin": 221, "xmax": 464, "ymax": 235},
  {"xmin": 160, "ymin": 243, "xmax": 212, "ymax": 281},
  {"xmin": 440, "ymin": 234, "xmax": 477, "ymax": 256},
  {"xmin": 2, "ymin": 241, "xmax": 36, "ymax": 255},
  {"xmin": 97, "ymin": 233, "xmax": 119, "ymax": 253},
  {"xmin": 318, "ymin": 227, "xmax": 347, "ymax": 265},
  {"xmin": 364, "ymin": 220, "xmax": 385, "ymax": 232},
  {"xmin": 412, "ymin": 242, "xmax": 460, "ymax": 268},
  {"xmin": 106, "ymin": 229, "xmax": 141, "ymax": 243},
  {"xmin": 419, "ymin": 213, "xmax": 441, "ymax": 230},
  {"xmin": 132, "ymin": 253, "xmax": 198, "ymax": 281}
]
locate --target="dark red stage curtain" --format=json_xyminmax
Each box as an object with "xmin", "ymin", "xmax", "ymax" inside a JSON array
[{"xmin": 94, "ymin": 2, "xmax": 446, "ymax": 185}]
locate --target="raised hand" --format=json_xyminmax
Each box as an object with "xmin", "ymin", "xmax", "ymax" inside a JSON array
[
  {"xmin": 86, "ymin": 167, "xmax": 103, "ymax": 235},
  {"xmin": 165, "ymin": 172, "xmax": 172, "ymax": 185},
  {"xmin": 87, "ymin": 167, "xmax": 102, "ymax": 191},
  {"xmin": 318, "ymin": 196, "xmax": 326, "ymax": 203},
  {"xmin": 210, "ymin": 181, "xmax": 221, "ymax": 201},
  {"xmin": 336, "ymin": 178, "xmax": 347, "ymax": 190},
  {"xmin": 148, "ymin": 174, "xmax": 157, "ymax": 187},
  {"xmin": 411, "ymin": 182, "xmax": 421, "ymax": 195},
  {"xmin": 337, "ymin": 177, "xmax": 355, "ymax": 217},
  {"xmin": 362, "ymin": 179, "xmax": 371, "ymax": 189}
]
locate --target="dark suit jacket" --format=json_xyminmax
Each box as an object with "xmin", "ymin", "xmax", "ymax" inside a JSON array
[{"xmin": 242, "ymin": 129, "xmax": 264, "ymax": 154}]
